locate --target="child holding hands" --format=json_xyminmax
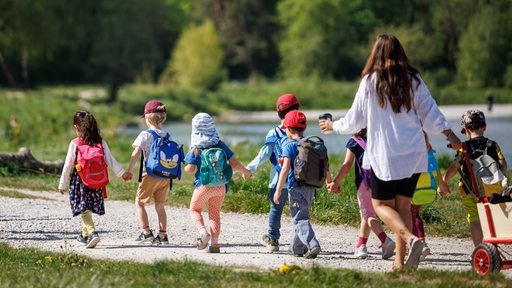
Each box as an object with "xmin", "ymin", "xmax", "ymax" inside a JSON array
[
  {"xmin": 58, "ymin": 110, "xmax": 131, "ymax": 248},
  {"xmin": 184, "ymin": 112, "xmax": 252, "ymax": 253}
]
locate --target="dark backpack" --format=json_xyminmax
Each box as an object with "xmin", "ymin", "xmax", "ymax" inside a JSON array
[
  {"xmin": 199, "ymin": 142, "xmax": 233, "ymax": 187},
  {"xmin": 144, "ymin": 129, "xmax": 184, "ymax": 180},
  {"xmin": 293, "ymin": 136, "xmax": 328, "ymax": 188},
  {"xmin": 73, "ymin": 138, "xmax": 109, "ymax": 189},
  {"xmin": 462, "ymin": 140, "xmax": 505, "ymax": 197}
]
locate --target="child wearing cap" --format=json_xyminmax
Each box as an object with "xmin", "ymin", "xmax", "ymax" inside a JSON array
[
  {"xmin": 184, "ymin": 112, "xmax": 252, "ymax": 253},
  {"xmin": 442, "ymin": 109, "xmax": 508, "ymax": 246},
  {"xmin": 246, "ymin": 93, "xmax": 300, "ymax": 252},
  {"xmin": 274, "ymin": 110, "xmax": 321, "ymax": 259},
  {"xmin": 126, "ymin": 99, "xmax": 174, "ymax": 245}
]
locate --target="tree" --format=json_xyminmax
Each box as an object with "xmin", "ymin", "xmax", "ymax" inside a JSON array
[
  {"xmin": 160, "ymin": 20, "xmax": 225, "ymax": 89},
  {"xmin": 457, "ymin": 1, "xmax": 512, "ymax": 87},
  {"xmin": 88, "ymin": 0, "xmax": 180, "ymax": 103}
]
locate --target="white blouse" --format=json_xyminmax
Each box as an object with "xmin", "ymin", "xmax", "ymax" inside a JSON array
[{"xmin": 332, "ymin": 73, "xmax": 451, "ymax": 181}]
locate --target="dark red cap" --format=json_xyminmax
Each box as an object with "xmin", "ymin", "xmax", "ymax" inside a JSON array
[
  {"xmin": 283, "ymin": 110, "xmax": 307, "ymax": 129},
  {"xmin": 142, "ymin": 100, "xmax": 165, "ymax": 117},
  {"xmin": 276, "ymin": 93, "xmax": 300, "ymax": 112}
]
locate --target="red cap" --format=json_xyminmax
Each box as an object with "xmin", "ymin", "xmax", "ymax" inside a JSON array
[
  {"xmin": 276, "ymin": 93, "xmax": 300, "ymax": 112},
  {"xmin": 142, "ymin": 100, "xmax": 165, "ymax": 117},
  {"xmin": 283, "ymin": 110, "xmax": 307, "ymax": 129}
]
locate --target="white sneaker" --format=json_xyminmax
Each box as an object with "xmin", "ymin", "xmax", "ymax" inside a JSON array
[
  {"xmin": 381, "ymin": 237, "xmax": 395, "ymax": 259},
  {"xmin": 420, "ymin": 241, "xmax": 431, "ymax": 261},
  {"xmin": 355, "ymin": 244, "xmax": 368, "ymax": 259}
]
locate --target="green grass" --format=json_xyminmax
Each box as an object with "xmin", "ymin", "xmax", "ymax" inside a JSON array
[{"xmin": 1, "ymin": 243, "xmax": 509, "ymax": 288}]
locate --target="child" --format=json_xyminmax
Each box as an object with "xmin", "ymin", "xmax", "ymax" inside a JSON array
[
  {"xmin": 246, "ymin": 93, "xmax": 300, "ymax": 252},
  {"xmin": 274, "ymin": 110, "xmax": 321, "ymax": 259},
  {"xmin": 184, "ymin": 112, "xmax": 252, "ymax": 253},
  {"xmin": 327, "ymin": 128, "xmax": 395, "ymax": 260},
  {"xmin": 442, "ymin": 109, "xmax": 508, "ymax": 246},
  {"xmin": 126, "ymin": 100, "xmax": 173, "ymax": 245},
  {"xmin": 411, "ymin": 131, "xmax": 450, "ymax": 260},
  {"xmin": 58, "ymin": 110, "xmax": 131, "ymax": 248}
]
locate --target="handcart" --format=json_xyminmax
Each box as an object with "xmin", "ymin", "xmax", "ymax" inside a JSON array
[{"xmin": 461, "ymin": 144, "xmax": 512, "ymax": 276}]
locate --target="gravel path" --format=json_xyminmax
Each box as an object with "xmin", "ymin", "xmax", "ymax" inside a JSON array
[{"xmin": 1, "ymin": 187, "xmax": 511, "ymax": 277}]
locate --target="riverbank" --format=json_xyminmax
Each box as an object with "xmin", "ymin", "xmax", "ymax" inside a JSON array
[{"xmin": 219, "ymin": 104, "xmax": 512, "ymax": 123}]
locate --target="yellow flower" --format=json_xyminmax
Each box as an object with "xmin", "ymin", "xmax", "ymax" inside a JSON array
[
  {"xmin": 36, "ymin": 259, "xmax": 43, "ymax": 265},
  {"xmin": 278, "ymin": 265, "xmax": 291, "ymax": 274}
]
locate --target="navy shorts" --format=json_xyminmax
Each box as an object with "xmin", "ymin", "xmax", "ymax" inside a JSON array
[{"xmin": 371, "ymin": 171, "xmax": 420, "ymax": 201}]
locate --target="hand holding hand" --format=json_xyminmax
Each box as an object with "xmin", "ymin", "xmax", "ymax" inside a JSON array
[
  {"xmin": 122, "ymin": 172, "xmax": 133, "ymax": 181},
  {"xmin": 319, "ymin": 119, "xmax": 333, "ymax": 134}
]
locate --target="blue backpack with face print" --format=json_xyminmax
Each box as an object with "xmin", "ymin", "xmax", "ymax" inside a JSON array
[{"xmin": 145, "ymin": 129, "xmax": 184, "ymax": 180}]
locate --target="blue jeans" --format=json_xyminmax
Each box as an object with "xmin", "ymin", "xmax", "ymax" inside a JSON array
[
  {"xmin": 289, "ymin": 184, "xmax": 319, "ymax": 253},
  {"xmin": 267, "ymin": 187, "xmax": 288, "ymax": 240}
]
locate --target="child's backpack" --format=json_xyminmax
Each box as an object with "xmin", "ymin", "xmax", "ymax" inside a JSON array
[
  {"xmin": 352, "ymin": 136, "xmax": 372, "ymax": 189},
  {"xmin": 144, "ymin": 129, "xmax": 184, "ymax": 180},
  {"xmin": 73, "ymin": 138, "xmax": 109, "ymax": 189},
  {"xmin": 293, "ymin": 136, "xmax": 328, "ymax": 188},
  {"xmin": 199, "ymin": 141, "xmax": 233, "ymax": 187},
  {"xmin": 462, "ymin": 140, "xmax": 506, "ymax": 197},
  {"xmin": 412, "ymin": 149, "xmax": 439, "ymax": 205}
]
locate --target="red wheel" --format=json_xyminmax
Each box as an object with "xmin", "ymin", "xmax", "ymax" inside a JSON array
[{"xmin": 471, "ymin": 243, "xmax": 502, "ymax": 276}]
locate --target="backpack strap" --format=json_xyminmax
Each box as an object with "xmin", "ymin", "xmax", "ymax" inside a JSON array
[
  {"xmin": 266, "ymin": 127, "xmax": 285, "ymax": 173},
  {"xmin": 461, "ymin": 142, "xmax": 484, "ymax": 200},
  {"xmin": 352, "ymin": 136, "xmax": 366, "ymax": 151}
]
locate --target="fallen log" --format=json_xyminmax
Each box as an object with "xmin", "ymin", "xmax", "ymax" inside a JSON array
[{"xmin": 0, "ymin": 147, "xmax": 63, "ymax": 175}]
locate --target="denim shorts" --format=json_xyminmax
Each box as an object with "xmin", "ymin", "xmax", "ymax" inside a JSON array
[{"xmin": 371, "ymin": 172, "xmax": 420, "ymax": 200}]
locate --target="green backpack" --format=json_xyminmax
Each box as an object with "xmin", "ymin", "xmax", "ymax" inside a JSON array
[{"xmin": 199, "ymin": 142, "xmax": 233, "ymax": 187}]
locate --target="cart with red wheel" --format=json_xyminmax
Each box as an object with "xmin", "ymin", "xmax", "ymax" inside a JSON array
[{"xmin": 460, "ymin": 143, "xmax": 512, "ymax": 276}]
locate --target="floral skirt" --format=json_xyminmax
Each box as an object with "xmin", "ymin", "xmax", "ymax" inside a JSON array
[{"xmin": 69, "ymin": 169, "xmax": 105, "ymax": 217}]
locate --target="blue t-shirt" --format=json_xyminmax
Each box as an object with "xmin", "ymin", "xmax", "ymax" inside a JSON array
[
  {"xmin": 184, "ymin": 142, "xmax": 234, "ymax": 189},
  {"xmin": 282, "ymin": 137, "xmax": 300, "ymax": 189}
]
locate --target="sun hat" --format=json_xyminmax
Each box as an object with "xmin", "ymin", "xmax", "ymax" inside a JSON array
[
  {"xmin": 191, "ymin": 112, "xmax": 220, "ymax": 148},
  {"xmin": 276, "ymin": 93, "xmax": 300, "ymax": 112},
  {"xmin": 283, "ymin": 110, "xmax": 307, "ymax": 129},
  {"xmin": 460, "ymin": 109, "xmax": 486, "ymax": 134},
  {"xmin": 142, "ymin": 100, "xmax": 165, "ymax": 117}
]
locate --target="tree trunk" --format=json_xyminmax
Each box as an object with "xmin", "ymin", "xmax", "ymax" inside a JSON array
[
  {"xmin": 107, "ymin": 81, "xmax": 121, "ymax": 104},
  {"xmin": 0, "ymin": 148, "xmax": 64, "ymax": 175},
  {"xmin": 21, "ymin": 48, "xmax": 31, "ymax": 88},
  {"xmin": 0, "ymin": 49, "xmax": 17, "ymax": 85}
]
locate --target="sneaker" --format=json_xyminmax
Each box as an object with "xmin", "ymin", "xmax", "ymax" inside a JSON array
[
  {"xmin": 196, "ymin": 232, "xmax": 211, "ymax": 250},
  {"xmin": 288, "ymin": 245, "xmax": 308, "ymax": 257},
  {"xmin": 135, "ymin": 231, "xmax": 155, "ymax": 244},
  {"xmin": 420, "ymin": 241, "xmax": 431, "ymax": 261},
  {"xmin": 355, "ymin": 245, "xmax": 368, "ymax": 259},
  {"xmin": 86, "ymin": 232, "xmax": 100, "ymax": 248},
  {"xmin": 207, "ymin": 244, "xmax": 220, "ymax": 253},
  {"xmin": 405, "ymin": 237, "xmax": 422, "ymax": 269},
  {"xmin": 261, "ymin": 234, "xmax": 279, "ymax": 252},
  {"xmin": 153, "ymin": 234, "xmax": 169, "ymax": 245},
  {"xmin": 305, "ymin": 246, "xmax": 321, "ymax": 259},
  {"xmin": 76, "ymin": 234, "xmax": 88, "ymax": 246},
  {"xmin": 381, "ymin": 237, "xmax": 396, "ymax": 260}
]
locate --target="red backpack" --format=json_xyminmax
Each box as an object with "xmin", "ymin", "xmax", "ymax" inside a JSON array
[{"xmin": 73, "ymin": 138, "xmax": 109, "ymax": 190}]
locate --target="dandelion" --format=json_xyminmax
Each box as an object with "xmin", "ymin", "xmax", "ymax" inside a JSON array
[
  {"xmin": 36, "ymin": 259, "xmax": 43, "ymax": 265},
  {"xmin": 278, "ymin": 265, "xmax": 291, "ymax": 274}
]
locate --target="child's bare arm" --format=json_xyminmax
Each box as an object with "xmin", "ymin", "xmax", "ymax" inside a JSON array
[
  {"xmin": 436, "ymin": 169, "xmax": 450, "ymax": 197},
  {"xmin": 184, "ymin": 163, "xmax": 196, "ymax": 174},
  {"xmin": 127, "ymin": 146, "xmax": 142, "ymax": 175},
  {"xmin": 228, "ymin": 157, "xmax": 252, "ymax": 179}
]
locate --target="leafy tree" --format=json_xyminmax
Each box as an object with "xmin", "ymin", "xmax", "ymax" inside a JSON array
[
  {"xmin": 160, "ymin": 20, "xmax": 225, "ymax": 89},
  {"xmin": 88, "ymin": 0, "xmax": 182, "ymax": 103},
  {"xmin": 190, "ymin": 0, "xmax": 280, "ymax": 80},
  {"xmin": 457, "ymin": 1, "xmax": 512, "ymax": 87}
]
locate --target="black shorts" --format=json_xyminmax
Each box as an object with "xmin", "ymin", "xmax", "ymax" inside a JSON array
[{"xmin": 371, "ymin": 171, "xmax": 420, "ymax": 200}]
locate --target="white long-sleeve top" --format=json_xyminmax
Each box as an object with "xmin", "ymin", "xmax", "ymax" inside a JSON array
[
  {"xmin": 332, "ymin": 73, "xmax": 451, "ymax": 181},
  {"xmin": 58, "ymin": 139, "xmax": 126, "ymax": 190}
]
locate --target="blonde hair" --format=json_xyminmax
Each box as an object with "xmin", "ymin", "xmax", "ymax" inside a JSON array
[{"xmin": 145, "ymin": 111, "xmax": 167, "ymax": 126}]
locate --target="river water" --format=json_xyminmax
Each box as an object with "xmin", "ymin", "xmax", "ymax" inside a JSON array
[{"xmin": 121, "ymin": 117, "xmax": 512, "ymax": 167}]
